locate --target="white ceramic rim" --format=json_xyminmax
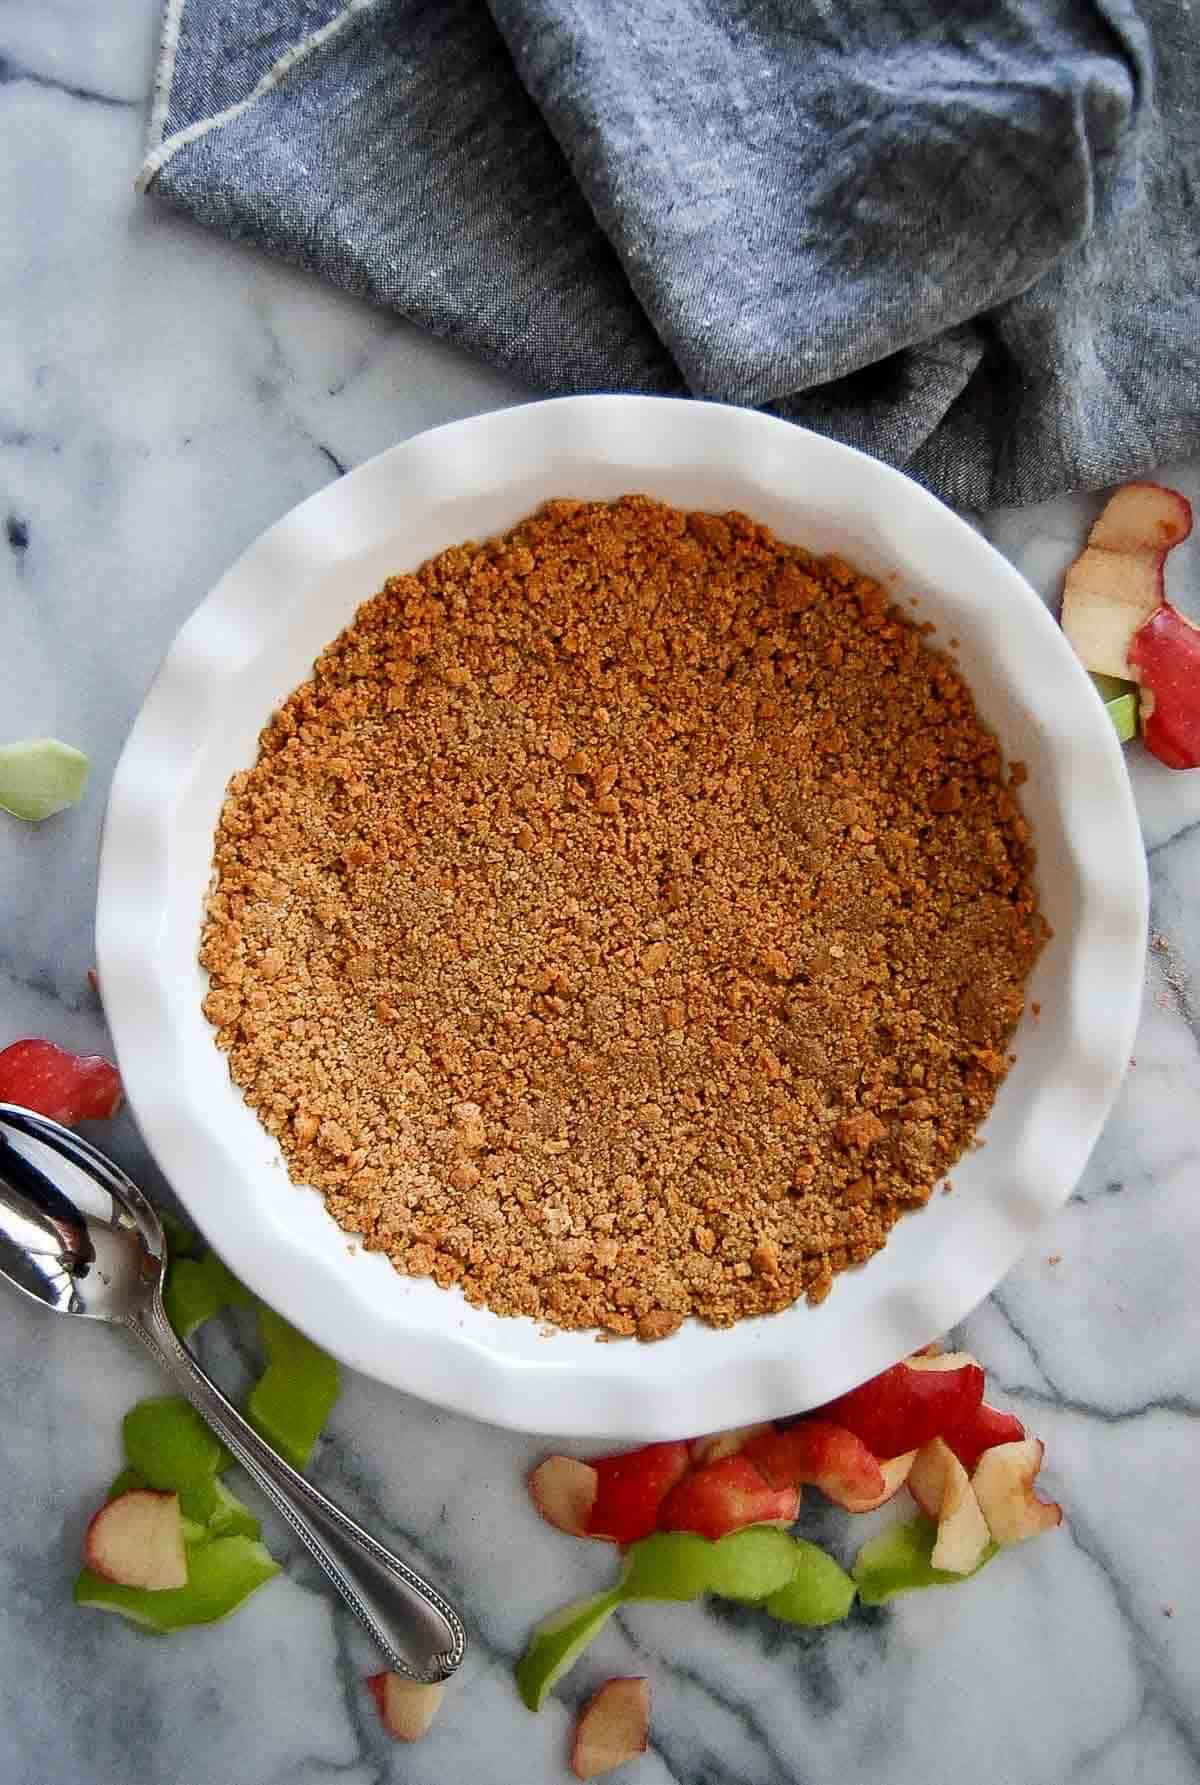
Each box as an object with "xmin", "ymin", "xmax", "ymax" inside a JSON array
[{"xmin": 96, "ymin": 395, "xmax": 1147, "ymax": 1439}]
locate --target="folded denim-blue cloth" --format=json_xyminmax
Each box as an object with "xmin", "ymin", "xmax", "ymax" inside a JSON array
[{"xmin": 140, "ymin": 0, "xmax": 1198, "ymax": 507}]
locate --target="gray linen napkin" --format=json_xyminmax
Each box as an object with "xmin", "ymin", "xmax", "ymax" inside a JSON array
[{"xmin": 140, "ymin": 0, "xmax": 1199, "ymax": 507}]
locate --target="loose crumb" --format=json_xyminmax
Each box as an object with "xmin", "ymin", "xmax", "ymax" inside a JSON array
[{"xmin": 200, "ymin": 497, "xmax": 1043, "ymax": 1336}]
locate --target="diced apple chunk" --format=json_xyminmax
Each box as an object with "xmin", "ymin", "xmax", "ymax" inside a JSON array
[
  {"xmin": 657, "ymin": 1454, "xmax": 798, "ymax": 1540},
  {"xmin": 940, "ymin": 1402, "xmax": 1026, "ymax": 1476},
  {"xmin": 972, "ymin": 1439, "xmax": 1063, "ymax": 1543},
  {"xmin": 365, "ymin": 1673, "xmax": 446, "ymax": 1742},
  {"xmin": 586, "ymin": 1441, "xmax": 690, "ymax": 1543},
  {"xmin": 1090, "ymin": 673, "xmax": 1139, "ymax": 744},
  {"xmin": 75, "ymin": 1534, "xmax": 277, "ymax": 1628},
  {"xmin": 1061, "ymin": 551, "xmax": 1165, "ymax": 679},
  {"xmin": 83, "ymin": 1490, "xmax": 188, "ymax": 1591},
  {"xmin": 0, "ymin": 1038, "xmax": 123, "ymax": 1125},
  {"xmin": 742, "ymin": 1420, "xmax": 885, "ymax": 1509},
  {"xmin": 840, "ymin": 1449, "xmax": 919, "ymax": 1514},
  {"xmin": 516, "ymin": 1590, "xmax": 622, "ymax": 1711},
  {"xmin": 1065, "ymin": 584, "xmax": 1164, "ymax": 678},
  {"xmin": 1129, "ymin": 604, "xmax": 1200, "ymax": 770},
  {"xmin": 1087, "ymin": 480, "xmax": 1193, "ymax": 553},
  {"xmin": 814, "ymin": 1354, "xmax": 984, "ymax": 1458},
  {"xmin": 763, "ymin": 1538, "xmax": 857, "ymax": 1625},
  {"xmin": 571, "ymin": 1678, "xmax": 650, "ymax": 1781},
  {"xmin": 620, "ymin": 1531, "xmax": 715, "ymax": 1601},
  {"xmin": 529, "ymin": 1456, "xmax": 599, "ymax": 1539},
  {"xmin": 907, "ymin": 1438, "xmax": 991, "ymax": 1574},
  {"xmin": 1060, "ymin": 481, "xmax": 1192, "ymax": 681},
  {"xmin": 0, "ymin": 737, "xmax": 90, "ymax": 822},
  {"xmin": 853, "ymin": 1514, "xmax": 996, "ymax": 1604},
  {"xmin": 704, "ymin": 1527, "xmax": 798, "ymax": 1602}
]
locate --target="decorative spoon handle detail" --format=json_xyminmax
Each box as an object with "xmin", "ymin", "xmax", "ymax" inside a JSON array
[{"xmin": 129, "ymin": 1293, "xmax": 466, "ymax": 1683}]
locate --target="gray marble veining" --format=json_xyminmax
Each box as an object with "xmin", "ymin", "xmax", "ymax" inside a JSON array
[{"xmin": 2, "ymin": 6, "xmax": 1198, "ymax": 1783}]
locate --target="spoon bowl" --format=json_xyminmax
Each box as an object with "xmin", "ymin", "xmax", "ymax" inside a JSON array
[{"xmin": 0, "ymin": 1110, "xmax": 159, "ymax": 1320}]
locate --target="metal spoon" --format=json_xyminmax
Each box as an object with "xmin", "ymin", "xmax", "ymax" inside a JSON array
[{"xmin": 0, "ymin": 1102, "xmax": 466, "ymax": 1684}]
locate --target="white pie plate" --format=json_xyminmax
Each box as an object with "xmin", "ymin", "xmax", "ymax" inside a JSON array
[{"xmin": 96, "ymin": 395, "xmax": 1146, "ymax": 1440}]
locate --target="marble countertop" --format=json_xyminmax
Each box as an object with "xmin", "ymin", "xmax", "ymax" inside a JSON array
[{"xmin": 3, "ymin": 7, "xmax": 1199, "ymax": 1784}]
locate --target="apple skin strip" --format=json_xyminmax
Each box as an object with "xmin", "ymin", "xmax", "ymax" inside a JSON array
[{"xmin": 0, "ymin": 737, "xmax": 90, "ymax": 821}]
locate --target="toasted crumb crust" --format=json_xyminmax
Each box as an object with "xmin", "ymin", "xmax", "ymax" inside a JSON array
[{"xmin": 201, "ymin": 497, "xmax": 1043, "ymax": 1337}]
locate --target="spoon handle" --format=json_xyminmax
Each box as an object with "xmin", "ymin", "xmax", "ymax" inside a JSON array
[{"xmin": 127, "ymin": 1292, "xmax": 466, "ymax": 1684}]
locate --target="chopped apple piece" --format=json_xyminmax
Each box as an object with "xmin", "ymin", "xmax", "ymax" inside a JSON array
[
  {"xmin": 122, "ymin": 1396, "xmax": 231, "ymax": 1524},
  {"xmin": 246, "ymin": 1304, "xmax": 339, "ymax": 1473},
  {"xmin": 742, "ymin": 1419, "xmax": 885, "ymax": 1508},
  {"xmin": 515, "ymin": 1589, "xmax": 622, "ymax": 1711},
  {"xmin": 1060, "ymin": 481, "xmax": 1192, "ymax": 680},
  {"xmin": 853, "ymin": 1514, "xmax": 997, "ymax": 1605},
  {"xmin": 83, "ymin": 1490, "xmax": 187, "ymax": 1591},
  {"xmin": 0, "ymin": 737, "xmax": 89, "ymax": 821},
  {"xmin": 930, "ymin": 1488, "xmax": 990, "ymax": 1576},
  {"xmin": 528, "ymin": 1456, "xmax": 599, "ymax": 1539},
  {"xmin": 204, "ymin": 1477, "xmax": 260, "ymax": 1541},
  {"xmin": 705, "ymin": 1527, "xmax": 798, "ymax": 1602},
  {"xmin": 1087, "ymin": 480, "xmax": 1193, "ymax": 553},
  {"xmin": 105, "ymin": 1466, "xmax": 258, "ymax": 1543},
  {"xmin": 1129, "ymin": 604, "xmax": 1200, "ymax": 770},
  {"xmin": 366, "ymin": 1673, "xmax": 446, "ymax": 1742},
  {"xmin": 619, "ymin": 1526, "xmax": 852, "ymax": 1615},
  {"xmin": 907, "ymin": 1438, "xmax": 991, "ymax": 1573},
  {"xmin": 763, "ymin": 1538, "xmax": 857, "ymax": 1626},
  {"xmin": 0, "ymin": 1038, "xmax": 122, "ymax": 1124},
  {"xmin": 972, "ymin": 1439, "xmax": 1063, "ymax": 1543},
  {"xmin": 75, "ymin": 1533, "xmax": 279, "ymax": 1630},
  {"xmin": 163, "ymin": 1247, "xmax": 251, "ymax": 1340},
  {"xmin": 657, "ymin": 1454, "xmax": 798, "ymax": 1540},
  {"xmin": 689, "ymin": 1423, "xmax": 775, "ymax": 1466},
  {"xmin": 1090, "ymin": 673, "xmax": 1139, "ymax": 744},
  {"xmin": 940, "ymin": 1402, "xmax": 1026, "ymax": 1476},
  {"xmin": 571, "ymin": 1678, "xmax": 650, "ymax": 1781},
  {"xmin": 586, "ymin": 1441, "xmax": 690, "ymax": 1544},
  {"xmin": 840, "ymin": 1449, "xmax": 919, "ymax": 1513},
  {"xmin": 620, "ymin": 1531, "xmax": 715, "ymax": 1601},
  {"xmin": 1062, "ymin": 548, "xmax": 1165, "ymax": 679},
  {"xmin": 814, "ymin": 1355, "xmax": 984, "ymax": 1459}
]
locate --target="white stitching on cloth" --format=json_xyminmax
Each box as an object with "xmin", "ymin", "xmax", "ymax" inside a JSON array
[
  {"xmin": 145, "ymin": 0, "xmax": 186, "ymax": 161},
  {"xmin": 137, "ymin": 0, "xmax": 380, "ymax": 193}
]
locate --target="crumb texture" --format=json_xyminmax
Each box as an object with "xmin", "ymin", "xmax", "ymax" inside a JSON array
[{"xmin": 201, "ymin": 497, "xmax": 1043, "ymax": 1336}]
